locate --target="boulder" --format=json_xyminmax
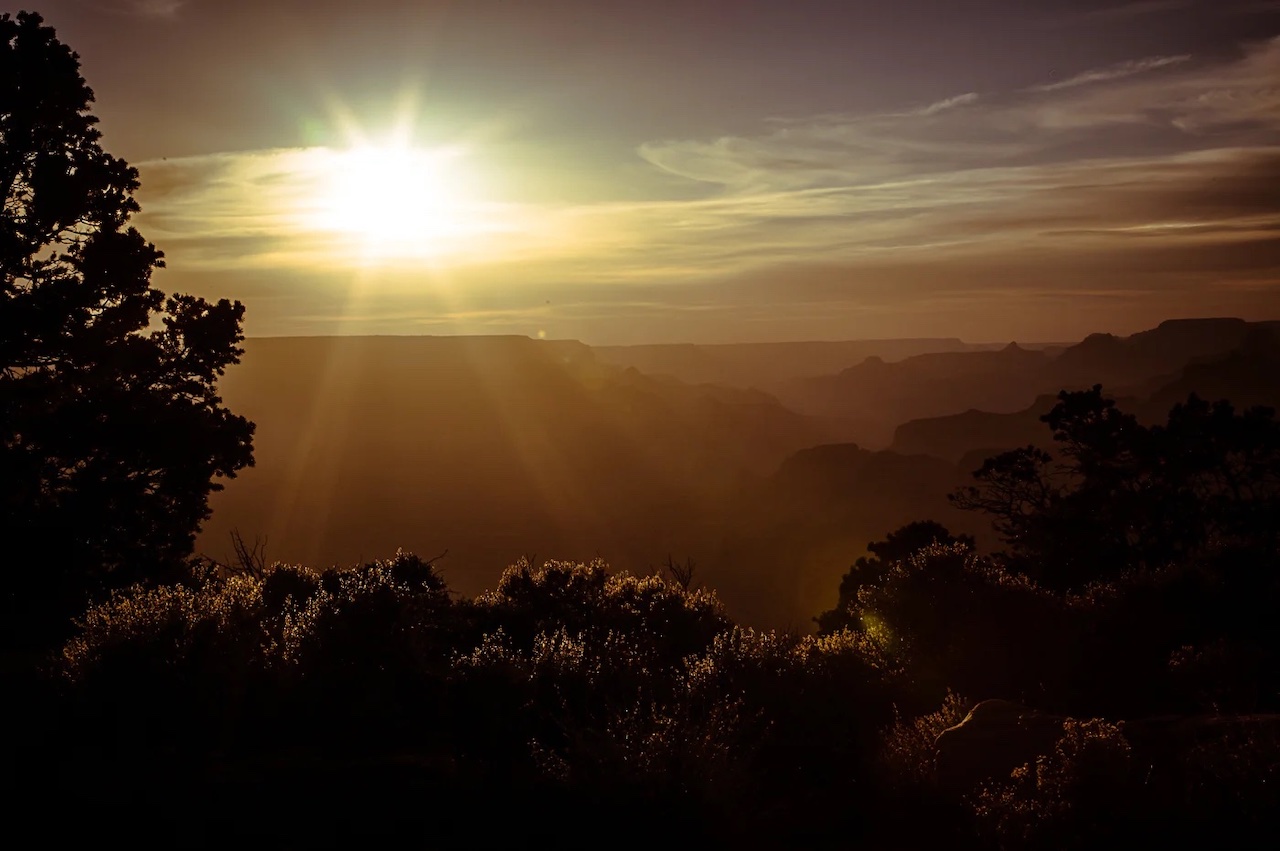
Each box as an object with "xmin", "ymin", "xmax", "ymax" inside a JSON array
[{"xmin": 934, "ymin": 699, "xmax": 1067, "ymax": 792}]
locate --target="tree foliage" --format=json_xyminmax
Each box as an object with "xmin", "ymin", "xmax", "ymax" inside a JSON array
[
  {"xmin": 0, "ymin": 11, "xmax": 254, "ymax": 645},
  {"xmin": 816, "ymin": 520, "xmax": 974, "ymax": 634},
  {"xmin": 951, "ymin": 385, "xmax": 1280, "ymax": 590}
]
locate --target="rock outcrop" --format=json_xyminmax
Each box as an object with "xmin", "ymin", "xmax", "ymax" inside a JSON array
[{"xmin": 934, "ymin": 699, "xmax": 1067, "ymax": 791}]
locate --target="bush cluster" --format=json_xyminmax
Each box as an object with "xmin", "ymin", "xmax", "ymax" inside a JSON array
[{"xmin": 34, "ymin": 555, "xmax": 903, "ymax": 846}]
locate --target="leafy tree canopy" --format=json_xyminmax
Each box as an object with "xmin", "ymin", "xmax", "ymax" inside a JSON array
[
  {"xmin": 951, "ymin": 385, "xmax": 1280, "ymax": 590},
  {"xmin": 816, "ymin": 521, "xmax": 974, "ymax": 634},
  {"xmin": 1, "ymin": 11, "xmax": 254, "ymax": 646}
]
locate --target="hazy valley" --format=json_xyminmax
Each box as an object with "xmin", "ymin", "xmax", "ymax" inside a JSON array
[{"xmin": 202, "ymin": 317, "xmax": 1280, "ymax": 627}]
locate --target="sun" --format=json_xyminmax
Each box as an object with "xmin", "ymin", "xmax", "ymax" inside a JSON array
[{"xmin": 305, "ymin": 143, "xmax": 479, "ymax": 258}]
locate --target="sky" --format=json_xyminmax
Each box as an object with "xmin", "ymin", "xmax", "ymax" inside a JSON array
[{"xmin": 20, "ymin": 0, "xmax": 1280, "ymax": 343}]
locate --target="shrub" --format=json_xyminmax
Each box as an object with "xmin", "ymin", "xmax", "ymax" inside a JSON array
[
  {"xmin": 879, "ymin": 689, "xmax": 971, "ymax": 790},
  {"xmin": 477, "ymin": 557, "xmax": 730, "ymax": 663},
  {"xmin": 972, "ymin": 719, "xmax": 1135, "ymax": 850},
  {"xmin": 851, "ymin": 544, "xmax": 1070, "ymax": 709}
]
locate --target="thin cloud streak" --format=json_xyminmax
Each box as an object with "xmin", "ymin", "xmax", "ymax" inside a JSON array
[
  {"xmin": 915, "ymin": 92, "xmax": 980, "ymax": 115},
  {"xmin": 1032, "ymin": 54, "xmax": 1192, "ymax": 91}
]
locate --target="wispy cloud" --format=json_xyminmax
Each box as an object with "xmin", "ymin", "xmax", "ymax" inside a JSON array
[
  {"xmin": 1031, "ymin": 54, "xmax": 1191, "ymax": 91},
  {"xmin": 678, "ymin": 35, "xmax": 1276, "ymax": 178},
  {"xmin": 915, "ymin": 92, "xmax": 980, "ymax": 115},
  {"xmin": 140, "ymin": 36, "xmax": 1280, "ymax": 339}
]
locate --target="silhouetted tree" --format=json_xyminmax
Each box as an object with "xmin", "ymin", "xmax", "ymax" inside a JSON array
[
  {"xmin": 950, "ymin": 386, "xmax": 1280, "ymax": 591},
  {"xmin": 0, "ymin": 12, "xmax": 254, "ymax": 647},
  {"xmin": 816, "ymin": 521, "xmax": 974, "ymax": 634}
]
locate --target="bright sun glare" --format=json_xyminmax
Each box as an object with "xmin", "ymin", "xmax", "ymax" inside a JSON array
[{"xmin": 307, "ymin": 144, "xmax": 480, "ymax": 259}]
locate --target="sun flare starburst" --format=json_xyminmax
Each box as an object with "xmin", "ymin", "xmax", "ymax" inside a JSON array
[{"xmin": 301, "ymin": 143, "xmax": 483, "ymax": 260}]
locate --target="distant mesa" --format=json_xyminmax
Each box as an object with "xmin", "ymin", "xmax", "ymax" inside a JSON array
[{"xmin": 890, "ymin": 319, "xmax": 1279, "ymax": 464}]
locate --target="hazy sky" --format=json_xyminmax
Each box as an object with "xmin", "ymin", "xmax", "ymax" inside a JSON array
[{"xmin": 24, "ymin": 0, "xmax": 1280, "ymax": 342}]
